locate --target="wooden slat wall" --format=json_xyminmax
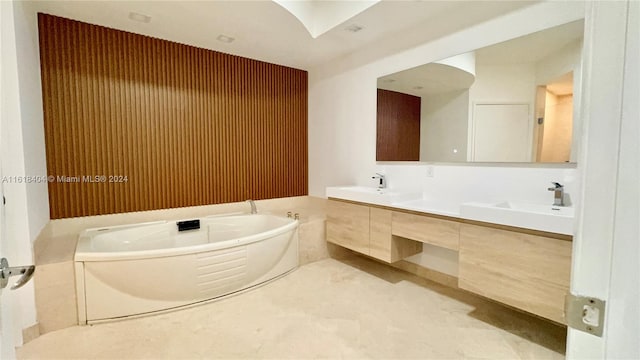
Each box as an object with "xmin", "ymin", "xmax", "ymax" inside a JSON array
[
  {"xmin": 376, "ymin": 89, "xmax": 421, "ymax": 161},
  {"xmin": 38, "ymin": 14, "xmax": 308, "ymax": 219}
]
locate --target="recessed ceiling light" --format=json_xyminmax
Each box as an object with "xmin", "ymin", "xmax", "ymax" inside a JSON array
[
  {"xmin": 345, "ymin": 24, "xmax": 364, "ymax": 33},
  {"xmin": 128, "ymin": 12, "xmax": 151, "ymax": 23},
  {"xmin": 216, "ymin": 34, "xmax": 235, "ymax": 43}
]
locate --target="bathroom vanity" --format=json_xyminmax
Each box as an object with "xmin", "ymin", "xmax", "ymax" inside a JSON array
[
  {"xmin": 326, "ymin": 200, "xmax": 423, "ymax": 263},
  {"xmin": 458, "ymin": 223, "xmax": 571, "ymax": 324},
  {"xmin": 325, "ymin": 187, "xmax": 572, "ymax": 324}
]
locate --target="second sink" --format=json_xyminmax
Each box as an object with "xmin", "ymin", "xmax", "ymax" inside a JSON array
[
  {"xmin": 494, "ymin": 201, "xmax": 575, "ymax": 216},
  {"xmin": 460, "ymin": 201, "xmax": 574, "ymax": 235}
]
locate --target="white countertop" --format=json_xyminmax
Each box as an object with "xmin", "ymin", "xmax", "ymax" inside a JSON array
[
  {"xmin": 391, "ymin": 199, "xmax": 460, "ymax": 218},
  {"xmin": 326, "ymin": 186, "xmax": 575, "ymax": 235},
  {"xmin": 326, "ymin": 186, "xmax": 461, "ymax": 217}
]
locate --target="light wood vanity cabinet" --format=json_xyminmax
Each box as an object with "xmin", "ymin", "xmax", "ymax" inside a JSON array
[
  {"xmin": 391, "ymin": 212, "xmax": 460, "ymax": 250},
  {"xmin": 369, "ymin": 207, "xmax": 393, "ymax": 261},
  {"xmin": 327, "ymin": 197, "xmax": 572, "ymax": 324},
  {"xmin": 326, "ymin": 200, "xmax": 421, "ymax": 263},
  {"xmin": 458, "ymin": 223, "xmax": 572, "ymax": 324},
  {"xmin": 326, "ymin": 200, "xmax": 370, "ymax": 255},
  {"xmin": 370, "ymin": 208, "xmax": 423, "ymax": 263}
]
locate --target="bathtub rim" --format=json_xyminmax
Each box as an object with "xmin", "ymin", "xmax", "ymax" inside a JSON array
[
  {"xmin": 76, "ymin": 211, "xmax": 250, "ymax": 237},
  {"xmin": 75, "ymin": 214, "xmax": 298, "ymax": 262}
]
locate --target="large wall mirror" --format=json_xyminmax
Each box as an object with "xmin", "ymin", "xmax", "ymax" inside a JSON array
[{"xmin": 376, "ymin": 20, "xmax": 584, "ymax": 163}]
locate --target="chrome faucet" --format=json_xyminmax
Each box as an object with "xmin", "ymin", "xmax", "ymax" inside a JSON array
[
  {"xmin": 372, "ymin": 173, "xmax": 387, "ymax": 189},
  {"xmin": 547, "ymin": 182, "xmax": 565, "ymax": 206},
  {"xmin": 246, "ymin": 199, "xmax": 257, "ymax": 214}
]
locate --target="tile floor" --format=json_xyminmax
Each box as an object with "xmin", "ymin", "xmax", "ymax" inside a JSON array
[{"xmin": 18, "ymin": 257, "xmax": 566, "ymax": 359}]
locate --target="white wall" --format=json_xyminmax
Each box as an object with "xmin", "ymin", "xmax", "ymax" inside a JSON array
[
  {"xmin": 535, "ymin": 39, "xmax": 582, "ymax": 162},
  {"xmin": 541, "ymin": 93, "xmax": 573, "ymax": 162},
  {"xmin": 535, "ymin": 39, "xmax": 582, "ymax": 87},
  {"xmin": 469, "ymin": 63, "xmax": 536, "ymax": 103},
  {"xmin": 420, "ymin": 90, "xmax": 468, "ymax": 162},
  {"xmin": 309, "ymin": 1, "xmax": 584, "ymax": 275},
  {"xmin": 0, "ymin": 0, "xmax": 49, "ymax": 351},
  {"xmin": 309, "ymin": 0, "xmax": 584, "ymax": 193},
  {"xmin": 387, "ymin": 164, "xmax": 578, "ymax": 207},
  {"xmin": 13, "ymin": 2, "xmax": 49, "ymax": 243}
]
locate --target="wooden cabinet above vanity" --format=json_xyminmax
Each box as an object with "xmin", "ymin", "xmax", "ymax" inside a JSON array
[{"xmin": 326, "ymin": 197, "xmax": 573, "ymax": 324}]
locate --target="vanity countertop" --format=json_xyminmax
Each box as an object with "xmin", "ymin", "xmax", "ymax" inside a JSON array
[
  {"xmin": 391, "ymin": 199, "xmax": 460, "ymax": 218},
  {"xmin": 326, "ymin": 186, "xmax": 575, "ymax": 236},
  {"xmin": 326, "ymin": 186, "xmax": 462, "ymax": 218}
]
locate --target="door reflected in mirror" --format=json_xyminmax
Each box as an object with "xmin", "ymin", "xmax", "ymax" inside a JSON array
[{"xmin": 376, "ymin": 20, "xmax": 584, "ymax": 163}]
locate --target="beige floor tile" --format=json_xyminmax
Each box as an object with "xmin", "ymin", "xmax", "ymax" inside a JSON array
[{"xmin": 18, "ymin": 257, "xmax": 566, "ymax": 359}]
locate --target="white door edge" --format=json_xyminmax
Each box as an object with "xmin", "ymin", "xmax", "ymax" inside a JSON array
[{"xmin": 567, "ymin": 0, "xmax": 638, "ymax": 358}]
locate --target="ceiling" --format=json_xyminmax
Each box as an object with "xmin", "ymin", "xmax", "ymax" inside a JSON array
[
  {"xmin": 376, "ymin": 19, "xmax": 583, "ymax": 98},
  {"xmin": 273, "ymin": 0, "xmax": 379, "ymax": 38},
  {"xmin": 547, "ymin": 72, "xmax": 574, "ymax": 96},
  {"xmin": 475, "ymin": 19, "xmax": 584, "ymax": 65},
  {"xmin": 378, "ymin": 63, "xmax": 475, "ymax": 97},
  {"xmin": 26, "ymin": 0, "xmax": 538, "ymax": 70}
]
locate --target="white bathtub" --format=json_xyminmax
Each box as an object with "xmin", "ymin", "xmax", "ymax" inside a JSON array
[{"xmin": 74, "ymin": 214, "xmax": 298, "ymax": 324}]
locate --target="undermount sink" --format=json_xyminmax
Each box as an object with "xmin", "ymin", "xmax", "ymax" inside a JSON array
[
  {"xmin": 325, "ymin": 186, "xmax": 420, "ymax": 206},
  {"xmin": 460, "ymin": 201, "xmax": 574, "ymax": 235}
]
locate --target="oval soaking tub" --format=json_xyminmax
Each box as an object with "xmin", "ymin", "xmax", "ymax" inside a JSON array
[{"xmin": 74, "ymin": 214, "xmax": 298, "ymax": 324}]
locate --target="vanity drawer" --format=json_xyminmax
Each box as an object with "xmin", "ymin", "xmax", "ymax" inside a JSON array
[
  {"xmin": 458, "ymin": 223, "xmax": 572, "ymax": 324},
  {"xmin": 391, "ymin": 212, "xmax": 459, "ymax": 250},
  {"xmin": 326, "ymin": 200, "xmax": 370, "ymax": 255}
]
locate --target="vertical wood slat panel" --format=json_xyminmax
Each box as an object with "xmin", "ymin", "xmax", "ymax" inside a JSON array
[
  {"xmin": 376, "ymin": 89, "xmax": 421, "ymax": 161},
  {"xmin": 38, "ymin": 14, "xmax": 308, "ymax": 219}
]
